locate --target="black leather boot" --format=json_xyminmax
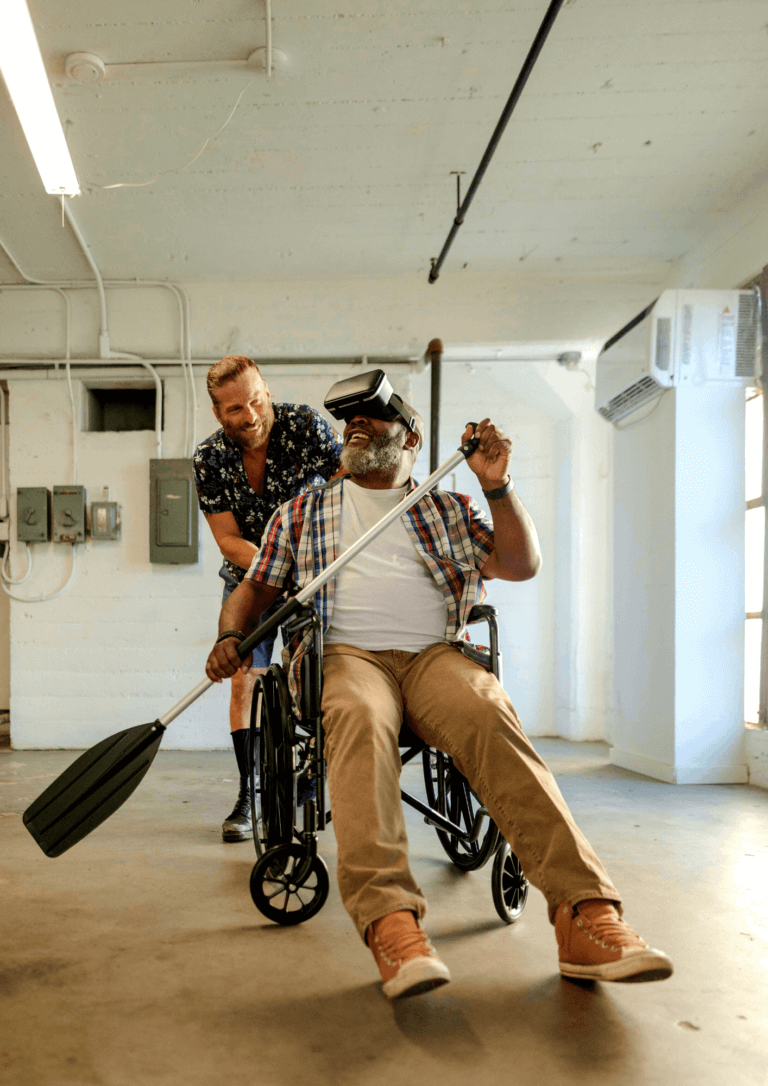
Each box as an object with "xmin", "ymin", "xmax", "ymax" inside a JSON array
[{"xmin": 222, "ymin": 729, "xmax": 254, "ymax": 842}]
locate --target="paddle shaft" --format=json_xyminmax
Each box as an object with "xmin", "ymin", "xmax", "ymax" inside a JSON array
[{"xmin": 157, "ymin": 434, "xmax": 479, "ymax": 728}]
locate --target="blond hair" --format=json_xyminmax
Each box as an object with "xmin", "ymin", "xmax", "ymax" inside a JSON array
[{"xmin": 206, "ymin": 356, "xmax": 263, "ymax": 405}]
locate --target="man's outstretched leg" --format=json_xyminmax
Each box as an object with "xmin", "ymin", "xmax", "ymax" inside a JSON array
[
  {"xmin": 401, "ymin": 643, "xmax": 673, "ymax": 984},
  {"xmin": 322, "ymin": 645, "xmax": 450, "ymax": 998}
]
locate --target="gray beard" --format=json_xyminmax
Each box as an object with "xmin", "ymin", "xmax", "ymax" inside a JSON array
[{"xmin": 340, "ymin": 430, "xmax": 404, "ymax": 475}]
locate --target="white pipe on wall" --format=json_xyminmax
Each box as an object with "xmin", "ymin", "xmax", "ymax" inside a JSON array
[
  {"xmin": 0, "ymin": 284, "xmax": 72, "ymax": 363},
  {"xmin": 61, "ymin": 201, "xmax": 110, "ymax": 358},
  {"xmin": 0, "ymin": 234, "xmax": 189, "ymax": 369},
  {"xmin": 0, "ymin": 232, "xmax": 195, "ymax": 453},
  {"xmin": 137, "ymin": 360, "xmax": 163, "ymax": 459}
]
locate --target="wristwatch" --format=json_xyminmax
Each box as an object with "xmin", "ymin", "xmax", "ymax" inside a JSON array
[{"xmin": 482, "ymin": 477, "xmax": 514, "ymax": 500}]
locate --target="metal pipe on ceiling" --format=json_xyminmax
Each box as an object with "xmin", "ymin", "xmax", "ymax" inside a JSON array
[
  {"xmin": 427, "ymin": 338, "xmax": 443, "ymax": 473},
  {"xmin": 428, "ymin": 0, "xmax": 566, "ymax": 284}
]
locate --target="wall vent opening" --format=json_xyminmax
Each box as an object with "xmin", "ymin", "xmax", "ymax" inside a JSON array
[{"xmin": 81, "ymin": 380, "xmax": 163, "ymax": 433}]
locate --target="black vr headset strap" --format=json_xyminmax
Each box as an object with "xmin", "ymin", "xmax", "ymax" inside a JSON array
[{"xmin": 388, "ymin": 393, "xmax": 416, "ymax": 436}]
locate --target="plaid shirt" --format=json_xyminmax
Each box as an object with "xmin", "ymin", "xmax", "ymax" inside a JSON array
[{"xmin": 248, "ymin": 477, "xmax": 495, "ymax": 709}]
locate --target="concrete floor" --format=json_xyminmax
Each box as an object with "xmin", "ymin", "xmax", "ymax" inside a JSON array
[{"xmin": 1, "ymin": 738, "xmax": 767, "ymax": 1086}]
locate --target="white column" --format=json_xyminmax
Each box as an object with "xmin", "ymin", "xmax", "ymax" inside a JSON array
[{"xmin": 611, "ymin": 384, "xmax": 747, "ymax": 783}]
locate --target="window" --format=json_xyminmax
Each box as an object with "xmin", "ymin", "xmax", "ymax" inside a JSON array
[{"xmin": 745, "ymin": 385, "xmax": 763, "ymax": 725}]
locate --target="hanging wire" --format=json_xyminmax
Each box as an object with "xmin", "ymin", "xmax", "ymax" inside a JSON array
[
  {"xmin": 1, "ymin": 546, "xmax": 79, "ymax": 602},
  {"xmin": 1, "ymin": 543, "xmax": 32, "ymax": 586},
  {"xmin": 86, "ymin": 80, "xmax": 255, "ymax": 190}
]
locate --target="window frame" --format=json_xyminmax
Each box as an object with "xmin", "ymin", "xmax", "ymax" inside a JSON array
[{"xmin": 752, "ymin": 268, "xmax": 768, "ymax": 728}]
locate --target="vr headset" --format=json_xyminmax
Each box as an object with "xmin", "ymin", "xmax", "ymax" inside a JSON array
[{"xmin": 324, "ymin": 369, "xmax": 417, "ymax": 437}]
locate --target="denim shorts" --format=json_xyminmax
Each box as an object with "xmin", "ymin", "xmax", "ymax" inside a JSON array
[{"xmin": 219, "ymin": 563, "xmax": 279, "ymax": 669}]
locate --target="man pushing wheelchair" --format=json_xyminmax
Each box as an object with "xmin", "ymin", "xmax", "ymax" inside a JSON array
[{"xmin": 206, "ymin": 371, "xmax": 673, "ymax": 1001}]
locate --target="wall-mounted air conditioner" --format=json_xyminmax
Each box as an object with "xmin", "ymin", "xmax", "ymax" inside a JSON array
[{"xmin": 595, "ymin": 289, "xmax": 759, "ymax": 424}]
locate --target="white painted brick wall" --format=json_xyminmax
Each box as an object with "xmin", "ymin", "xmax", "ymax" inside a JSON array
[
  {"xmin": 7, "ymin": 372, "xmax": 229, "ymax": 749},
  {"xmin": 5, "ymin": 365, "xmax": 418, "ymax": 750},
  {"xmin": 6, "ymin": 359, "xmax": 611, "ymax": 747}
]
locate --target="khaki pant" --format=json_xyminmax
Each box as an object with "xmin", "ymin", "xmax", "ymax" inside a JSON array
[{"xmin": 321, "ymin": 642, "xmax": 620, "ymax": 940}]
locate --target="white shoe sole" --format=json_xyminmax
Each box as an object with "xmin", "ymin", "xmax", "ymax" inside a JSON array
[
  {"xmin": 382, "ymin": 956, "xmax": 452, "ymax": 1000},
  {"xmin": 560, "ymin": 947, "xmax": 673, "ymax": 983}
]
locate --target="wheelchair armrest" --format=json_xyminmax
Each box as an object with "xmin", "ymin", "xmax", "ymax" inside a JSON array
[{"xmin": 467, "ymin": 604, "xmax": 498, "ymax": 624}]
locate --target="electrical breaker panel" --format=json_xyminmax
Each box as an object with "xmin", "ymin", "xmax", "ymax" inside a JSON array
[
  {"xmin": 52, "ymin": 485, "xmax": 87, "ymax": 543},
  {"xmin": 90, "ymin": 501, "xmax": 121, "ymax": 541},
  {"xmin": 17, "ymin": 487, "xmax": 51, "ymax": 543},
  {"xmin": 149, "ymin": 459, "xmax": 198, "ymax": 564}
]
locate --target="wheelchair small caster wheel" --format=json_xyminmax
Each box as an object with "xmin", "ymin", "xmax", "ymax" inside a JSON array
[
  {"xmin": 250, "ymin": 843, "xmax": 329, "ymax": 926},
  {"xmin": 491, "ymin": 843, "xmax": 528, "ymax": 924}
]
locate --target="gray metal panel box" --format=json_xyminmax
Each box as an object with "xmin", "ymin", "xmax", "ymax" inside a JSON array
[
  {"xmin": 90, "ymin": 501, "xmax": 121, "ymax": 541},
  {"xmin": 17, "ymin": 487, "xmax": 51, "ymax": 542},
  {"xmin": 52, "ymin": 485, "xmax": 87, "ymax": 543},
  {"xmin": 149, "ymin": 459, "xmax": 198, "ymax": 564}
]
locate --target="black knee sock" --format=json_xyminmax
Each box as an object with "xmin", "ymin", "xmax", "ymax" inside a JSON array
[{"xmin": 231, "ymin": 729, "xmax": 259, "ymax": 782}]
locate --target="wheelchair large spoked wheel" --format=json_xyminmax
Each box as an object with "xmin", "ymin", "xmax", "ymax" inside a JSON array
[
  {"xmin": 250, "ymin": 666, "xmax": 295, "ymax": 856},
  {"xmin": 250, "ymin": 844, "xmax": 330, "ymax": 926},
  {"xmin": 422, "ymin": 749, "xmax": 501, "ymax": 871},
  {"xmin": 491, "ymin": 843, "xmax": 528, "ymax": 924}
]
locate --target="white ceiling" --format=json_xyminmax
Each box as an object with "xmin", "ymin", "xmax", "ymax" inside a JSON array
[{"xmin": 1, "ymin": 0, "xmax": 767, "ymax": 293}]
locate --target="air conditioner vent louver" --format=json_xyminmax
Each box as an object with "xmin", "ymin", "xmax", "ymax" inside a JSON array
[
  {"xmin": 597, "ymin": 375, "xmax": 664, "ymax": 424},
  {"xmin": 736, "ymin": 293, "xmax": 758, "ymax": 378}
]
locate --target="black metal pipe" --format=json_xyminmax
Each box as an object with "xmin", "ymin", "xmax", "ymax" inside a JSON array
[
  {"xmin": 428, "ymin": 338, "xmax": 443, "ymax": 472},
  {"xmin": 428, "ymin": 0, "xmax": 566, "ymax": 284}
]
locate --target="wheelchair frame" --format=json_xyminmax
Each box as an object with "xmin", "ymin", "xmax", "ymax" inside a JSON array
[{"xmin": 247, "ymin": 602, "xmax": 529, "ymax": 928}]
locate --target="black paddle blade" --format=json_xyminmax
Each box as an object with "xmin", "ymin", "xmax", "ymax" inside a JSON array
[{"xmin": 23, "ymin": 721, "xmax": 166, "ymax": 858}]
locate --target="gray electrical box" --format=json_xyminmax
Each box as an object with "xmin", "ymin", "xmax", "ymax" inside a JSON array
[
  {"xmin": 52, "ymin": 485, "xmax": 87, "ymax": 543},
  {"xmin": 149, "ymin": 459, "xmax": 198, "ymax": 564},
  {"xmin": 17, "ymin": 487, "xmax": 51, "ymax": 542},
  {"xmin": 90, "ymin": 501, "xmax": 121, "ymax": 541}
]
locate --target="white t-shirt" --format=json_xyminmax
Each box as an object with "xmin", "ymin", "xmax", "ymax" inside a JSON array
[{"xmin": 324, "ymin": 480, "xmax": 448, "ymax": 652}]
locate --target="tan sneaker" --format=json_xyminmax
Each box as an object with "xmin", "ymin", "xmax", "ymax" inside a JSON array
[
  {"xmin": 367, "ymin": 911, "xmax": 451, "ymax": 999},
  {"xmin": 556, "ymin": 900, "xmax": 673, "ymax": 983}
]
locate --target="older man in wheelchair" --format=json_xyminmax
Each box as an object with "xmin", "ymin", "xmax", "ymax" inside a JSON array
[{"xmin": 206, "ymin": 376, "xmax": 673, "ymax": 1001}]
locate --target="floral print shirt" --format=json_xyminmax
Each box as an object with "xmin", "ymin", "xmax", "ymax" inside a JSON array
[{"xmin": 193, "ymin": 402, "xmax": 342, "ymax": 582}]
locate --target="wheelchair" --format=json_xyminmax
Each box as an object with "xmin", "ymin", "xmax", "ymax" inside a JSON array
[{"xmin": 246, "ymin": 603, "xmax": 529, "ymax": 928}]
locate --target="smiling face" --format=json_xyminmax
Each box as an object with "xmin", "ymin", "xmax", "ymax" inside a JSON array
[
  {"xmin": 212, "ymin": 369, "xmax": 275, "ymax": 451},
  {"xmin": 340, "ymin": 414, "xmax": 419, "ymax": 480}
]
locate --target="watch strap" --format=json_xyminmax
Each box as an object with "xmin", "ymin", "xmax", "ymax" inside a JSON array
[{"xmin": 482, "ymin": 477, "xmax": 514, "ymax": 500}]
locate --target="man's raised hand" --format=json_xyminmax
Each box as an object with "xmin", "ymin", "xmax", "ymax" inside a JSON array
[{"xmin": 462, "ymin": 419, "xmax": 513, "ymax": 489}]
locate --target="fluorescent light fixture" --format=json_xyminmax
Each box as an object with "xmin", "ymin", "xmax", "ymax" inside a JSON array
[{"xmin": 0, "ymin": 0, "xmax": 79, "ymax": 195}]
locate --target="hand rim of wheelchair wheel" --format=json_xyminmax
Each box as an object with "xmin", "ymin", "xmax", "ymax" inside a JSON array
[
  {"xmin": 422, "ymin": 749, "xmax": 500, "ymax": 871},
  {"xmin": 491, "ymin": 842, "xmax": 528, "ymax": 924},
  {"xmin": 251, "ymin": 667, "xmax": 295, "ymax": 855},
  {"xmin": 250, "ymin": 843, "xmax": 329, "ymax": 926}
]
